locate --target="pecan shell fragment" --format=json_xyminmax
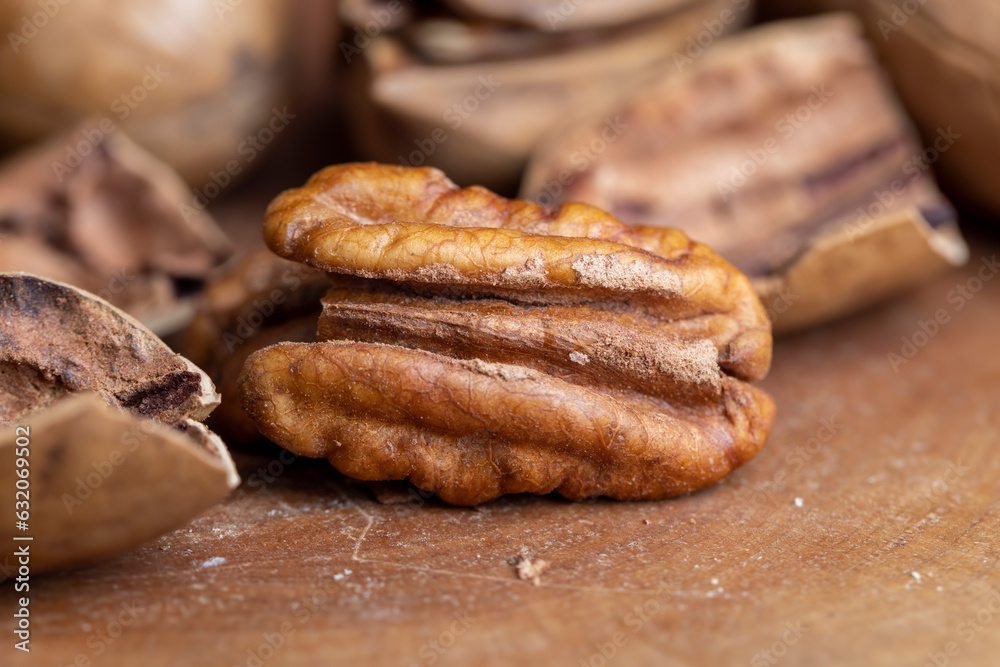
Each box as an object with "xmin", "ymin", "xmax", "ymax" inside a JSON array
[
  {"xmin": 520, "ymin": 15, "xmax": 969, "ymax": 333},
  {"xmin": 242, "ymin": 163, "xmax": 775, "ymax": 505},
  {"xmin": 1, "ymin": 273, "xmax": 239, "ymax": 572}
]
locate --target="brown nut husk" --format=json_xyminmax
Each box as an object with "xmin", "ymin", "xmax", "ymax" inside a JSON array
[
  {"xmin": 0, "ymin": 0, "xmax": 291, "ymax": 186},
  {"xmin": 183, "ymin": 249, "xmax": 328, "ymax": 445},
  {"xmin": 440, "ymin": 0, "xmax": 694, "ymax": 32},
  {"xmin": 240, "ymin": 163, "xmax": 775, "ymax": 505},
  {"xmin": 1, "ymin": 273, "xmax": 239, "ymax": 572},
  {"xmin": 760, "ymin": 0, "xmax": 1000, "ymax": 217},
  {"xmin": 0, "ymin": 122, "xmax": 231, "ymax": 334},
  {"xmin": 1, "ymin": 393, "xmax": 237, "ymax": 574},
  {"xmin": 520, "ymin": 14, "xmax": 969, "ymax": 333},
  {"xmin": 344, "ymin": 0, "xmax": 752, "ymax": 190}
]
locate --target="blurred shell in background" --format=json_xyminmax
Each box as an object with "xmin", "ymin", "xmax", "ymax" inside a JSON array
[
  {"xmin": 521, "ymin": 14, "xmax": 968, "ymax": 333},
  {"xmin": 342, "ymin": 0, "xmax": 754, "ymax": 191},
  {"xmin": 760, "ymin": 0, "xmax": 1000, "ymax": 217},
  {"xmin": 438, "ymin": 0, "xmax": 696, "ymax": 32},
  {"xmin": 0, "ymin": 122, "xmax": 231, "ymax": 333},
  {"xmin": 183, "ymin": 249, "xmax": 328, "ymax": 446},
  {"xmin": 0, "ymin": 0, "xmax": 292, "ymax": 187}
]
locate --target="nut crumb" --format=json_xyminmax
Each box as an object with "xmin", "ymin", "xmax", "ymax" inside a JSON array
[
  {"xmin": 794, "ymin": 497, "xmax": 804, "ymax": 507},
  {"xmin": 511, "ymin": 555, "xmax": 548, "ymax": 586},
  {"xmin": 642, "ymin": 518, "xmax": 651, "ymax": 525},
  {"xmin": 571, "ymin": 253, "xmax": 680, "ymax": 294},
  {"xmin": 569, "ymin": 351, "xmax": 590, "ymax": 365}
]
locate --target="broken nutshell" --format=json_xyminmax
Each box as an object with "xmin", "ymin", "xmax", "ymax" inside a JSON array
[
  {"xmin": 521, "ymin": 14, "xmax": 969, "ymax": 333},
  {"xmin": 0, "ymin": 122, "xmax": 232, "ymax": 333},
  {"xmin": 0, "ymin": 0, "xmax": 292, "ymax": 187},
  {"xmin": 0, "ymin": 273, "xmax": 239, "ymax": 573},
  {"xmin": 342, "ymin": 0, "xmax": 751, "ymax": 190},
  {"xmin": 761, "ymin": 0, "xmax": 1000, "ymax": 218},
  {"xmin": 439, "ymin": 0, "xmax": 694, "ymax": 32},
  {"xmin": 240, "ymin": 163, "xmax": 775, "ymax": 506}
]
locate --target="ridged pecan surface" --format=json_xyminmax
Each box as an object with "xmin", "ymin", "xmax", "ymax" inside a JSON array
[{"xmin": 241, "ymin": 163, "xmax": 775, "ymax": 504}]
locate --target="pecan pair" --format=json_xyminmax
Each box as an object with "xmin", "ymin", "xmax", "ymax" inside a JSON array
[{"xmin": 241, "ymin": 163, "xmax": 775, "ymax": 505}]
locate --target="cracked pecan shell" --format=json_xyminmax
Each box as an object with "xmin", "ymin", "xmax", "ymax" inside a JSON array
[
  {"xmin": 242, "ymin": 163, "xmax": 775, "ymax": 505},
  {"xmin": 0, "ymin": 273, "xmax": 220, "ymax": 428},
  {"xmin": 0, "ymin": 272, "xmax": 238, "ymax": 572}
]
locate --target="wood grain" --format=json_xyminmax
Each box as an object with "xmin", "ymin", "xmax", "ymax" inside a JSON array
[{"xmin": 4, "ymin": 237, "xmax": 1000, "ymax": 667}]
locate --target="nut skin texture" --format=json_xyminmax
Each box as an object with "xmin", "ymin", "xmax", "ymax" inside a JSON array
[
  {"xmin": 242, "ymin": 341, "xmax": 774, "ymax": 505},
  {"xmin": 265, "ymin": 163, "xmax": 771, "ymax": 380},
  {"xmin": 245, "ymin": 162, "xmax": 775, "ymax": 505}
]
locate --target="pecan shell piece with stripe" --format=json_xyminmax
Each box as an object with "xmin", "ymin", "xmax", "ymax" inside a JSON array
[{"xmin": 242, "ymin": 163, "xmax": 775, "ymax": 505}]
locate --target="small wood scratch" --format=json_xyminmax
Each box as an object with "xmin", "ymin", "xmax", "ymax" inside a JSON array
[{"xmin": 330, "ymin": 483, "xmax": 657, "ymax": 596}]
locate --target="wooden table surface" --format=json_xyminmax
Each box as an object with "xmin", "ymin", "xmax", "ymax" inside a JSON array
[{"xmin": 5, "ymin": 235, "xmax": 1000, "ymax": 667}]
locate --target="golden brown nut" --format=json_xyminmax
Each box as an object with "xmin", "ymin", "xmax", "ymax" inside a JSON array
[
  {"xmin": 0, "ymin": 273, "xmax": 239, "ymax": 572},
  {"xmin": 241, "ymin": 163, "xmax": 775, "ymax": 505}
]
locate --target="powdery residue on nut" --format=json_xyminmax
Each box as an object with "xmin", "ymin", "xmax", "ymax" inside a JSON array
[
  {"xmin": 571, "ymin": 253, "xmax": 681, "ymax": 295},
  {"xmin": 462, "ymin": 358, "xmax": 532, "ymax": 382},
  {"xmin": 655, "ymin": 338, "xmax": 721, "ymax": 390},
  {"xmin": 410, "ymin": 263, "xmax": 466, "ymax": 284},
  {"xmin": 502, "ymin": 255, "xmax": 548, "ymax": 282},
  {"xmin": 607, "ymin": 336, "xmax": 721, "ymax": 391}
]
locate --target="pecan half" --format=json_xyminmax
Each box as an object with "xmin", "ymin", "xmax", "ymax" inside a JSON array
[{"xmin": 241, "ymin": 163, "xmax": 774, "ymax": 505}]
